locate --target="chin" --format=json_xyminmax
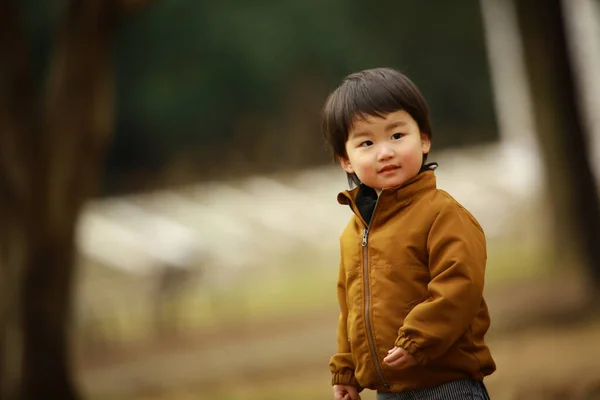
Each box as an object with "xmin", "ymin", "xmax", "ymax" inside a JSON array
[{"xmin": 385, "ymin": 178, "xmax": 408, "ymax": 188}]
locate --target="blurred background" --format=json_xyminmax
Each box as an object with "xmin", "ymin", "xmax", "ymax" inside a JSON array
[{"xmin": 2, "ymin": 0, "xmax": 600, "ymax": 399}]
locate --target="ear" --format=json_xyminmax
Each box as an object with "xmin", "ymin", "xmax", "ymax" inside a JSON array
[
  {"xmin": 338, "ymin": 156, "xmax": 354, "ymax": 174},
  {"xmin": 420, "ymin": 134, "xmax": 431, "ymax": 155}
]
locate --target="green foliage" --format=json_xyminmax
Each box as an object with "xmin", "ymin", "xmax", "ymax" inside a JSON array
[{"xmin": 25, "ymin": 0, "xmax": 498, "ymax": 186}]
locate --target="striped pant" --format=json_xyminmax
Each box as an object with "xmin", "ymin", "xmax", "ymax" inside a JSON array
[{"xmin": 376, "ymin": 379, "xmax": 491, "ymax": 400}]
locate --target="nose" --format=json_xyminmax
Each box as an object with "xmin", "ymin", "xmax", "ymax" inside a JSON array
[{"xmin": 377, "ymin": 144, "xmax": 395, "ymax": 161}]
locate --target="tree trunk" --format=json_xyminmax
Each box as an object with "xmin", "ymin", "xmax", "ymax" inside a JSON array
[
  {"xmin": 513, "ymin": 0, "xmax": 600, "ymax": 288},
  {"xmin": 0, "ymin": 0, "xmax": 127, "ymax": 398},
  {"xmin": 0, "ymin": 1, "xmax": 37, "ymax": 397}
]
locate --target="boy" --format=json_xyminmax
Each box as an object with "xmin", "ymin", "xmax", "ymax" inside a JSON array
[{"xmin": 323, "ymin": 68, "xmax": 495, "ymax": 400}]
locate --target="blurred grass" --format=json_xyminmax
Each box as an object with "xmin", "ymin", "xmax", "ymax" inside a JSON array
[
  {"xmin": 79, "ymin": 237, "xmax": 570, "ymax": 400},
  {"xmin": 182, "ymin": 239, "xmax": 551, "ymax": 325},
  {"xmin": 91, "ymin": 317, "xmax": 600, "ymax": 400},
  {"xmin": 485, "ymin": 239, "xmax": 550, "ymax": 285},
  {"xmin": 91, "ymin": 373, "xmax": 377, "ymax": 400},
  {"xmin": 76, "ymin": 237, "xmax": 552, "ymax": 353}
]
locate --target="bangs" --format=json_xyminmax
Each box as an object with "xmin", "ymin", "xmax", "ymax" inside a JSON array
[
  {"xmin": 339, "ymin": 78, "xmax": 409, "ymax": 131},
  {"xmin": 322, "ymin": 67, "xmax": 431, "ymax": 162},
  {"xmin": 321, "ymin": 67, "xmax": 432, "ymax": 188}
]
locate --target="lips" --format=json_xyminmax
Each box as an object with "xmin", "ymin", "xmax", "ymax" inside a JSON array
[{"xmin": 379, "ymin": 164, "xmax": 399, "ymax": 173}]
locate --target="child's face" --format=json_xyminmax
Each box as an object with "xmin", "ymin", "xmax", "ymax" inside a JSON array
[{"xmin": 340, "ymin": 110, "xmax": 430, "ymax": 193}]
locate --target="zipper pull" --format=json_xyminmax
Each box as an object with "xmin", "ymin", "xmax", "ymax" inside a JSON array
[{"xmin": 362, "ymin": 228, "xmax": 368, "ymax": 247}]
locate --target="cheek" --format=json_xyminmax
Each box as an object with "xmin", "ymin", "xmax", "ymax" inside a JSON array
[
  {"xmin": 357, "ymin": 155, "xmax": 378, "ymax": 171},
  {"xmin": 399, "ymin": 143, "xmax": 425, "ymax": 163}
]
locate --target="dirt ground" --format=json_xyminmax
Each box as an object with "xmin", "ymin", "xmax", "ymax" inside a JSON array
[{"xmin": 77, "ymin": 273, "xmax": 600, "ymax": 400}]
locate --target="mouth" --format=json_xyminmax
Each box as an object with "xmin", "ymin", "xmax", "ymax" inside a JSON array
[{"xmin": 379, "ymin": 164, "xmax": 399, "ymax": 173}]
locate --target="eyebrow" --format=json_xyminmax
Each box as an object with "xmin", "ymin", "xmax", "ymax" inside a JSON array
[
  {"xmin": 385, "ymin": 121, "xmax": 408, "ymax": 131},
  {"xmin": 350, "ymin": 120, "xmax": 408, "ymax": 139},
  {"xmin": 348, "ymin": 131, "xmax": 371, "ymax": 140}
]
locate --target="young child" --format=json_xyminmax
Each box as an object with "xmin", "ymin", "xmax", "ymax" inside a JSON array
[{"xmin": 323, "ymin": 68, "xmax": 496, "ymax": 400}]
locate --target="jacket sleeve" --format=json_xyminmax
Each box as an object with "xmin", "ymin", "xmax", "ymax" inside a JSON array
[
  {"xmin": 395, "ymin": 202, "xmax": 487, "ymax": 365},
  {"xmin": 329, "ymin": 259, "xmax": 361, "ymax": 389}
]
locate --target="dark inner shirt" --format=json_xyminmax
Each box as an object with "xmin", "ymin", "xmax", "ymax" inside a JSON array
[{"xmin": 354, "ymin": 162, "xmax": 438, "ymax": 225}]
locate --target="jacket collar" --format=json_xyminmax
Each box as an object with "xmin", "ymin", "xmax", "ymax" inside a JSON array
[
  {"xmin": 337, "ymin": 167, "xmax": 438, "ymax": 206},
  {"xmin": 337, "ymin": 168, "xmax": 437, "ymax": 226}
]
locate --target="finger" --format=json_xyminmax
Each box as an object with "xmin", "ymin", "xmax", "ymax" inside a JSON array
[
  {"xmin": 386, "ymin": 357, "xmax": 409, "ymax": 369},
  {"xmin": 332, "ymin": 387, "xmax": 340, "ymax": 399},
  {"xmin": 384, "ymin": 351, "xmax": 401, "ymax": 360},
  {"xmin": 335, "ymin": 388, "xmax": 347, "ymax": 400},
  {"xmin": 383, "ymin": 350, "xmax": 404, "ymax": 364},
  {"xmin": 348, "ymin": 387, "xmax": 360, "ymax": 400}
]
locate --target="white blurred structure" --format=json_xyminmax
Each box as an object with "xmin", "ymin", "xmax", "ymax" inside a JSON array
[
  {"xmin": 75, "ymin": 0, "xmax": 600, "ymax": 285},
  {"xmin": 76, "ymin": 144, "xmax": 544, "ymax": 283},
  {"xmin": 563, "ymin": 0, "xmax": 600, "ymax": 178},
  {"xmin": 480, "ymin": 0, "xmax": 600, "ymax": 180},
  {"xmin": 78, "ymin": 202, "xmax": 201, "ymax": 275}
]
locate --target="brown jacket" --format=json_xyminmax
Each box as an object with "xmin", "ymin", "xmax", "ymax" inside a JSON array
[{"xmin": 329, "ymin": 170, "xmax": 495, "ymax": 392}]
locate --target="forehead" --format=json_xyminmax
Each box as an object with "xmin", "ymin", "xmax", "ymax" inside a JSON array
[{"xmin": 349, "ymin": 109, "xmax": 418, "ymax": 136}]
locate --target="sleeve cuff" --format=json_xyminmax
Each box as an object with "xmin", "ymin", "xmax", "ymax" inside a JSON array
[
  {"xmin": 395, "ymin": 334, "xmax": 429, "ymax": 366},
  {"xmin": 331, "ymin": 371, "xmax": 362, "ymax": 391}
]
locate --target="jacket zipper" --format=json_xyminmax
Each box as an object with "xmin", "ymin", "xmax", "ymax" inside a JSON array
[{"xmin": 361, "ymin": 208, "xmax": 390, "ymax": 388}]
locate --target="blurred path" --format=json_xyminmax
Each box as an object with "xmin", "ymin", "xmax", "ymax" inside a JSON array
[{"xmin": 77, "ymin": 273, "xmax": 600, "ymax": 399}]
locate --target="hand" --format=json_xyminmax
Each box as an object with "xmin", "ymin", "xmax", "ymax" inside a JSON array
[
  {"xmin": 333, "ymin": 384, "xmax": 361, "ymax": 400},
  {"xmin": 383, "ymin": 346, "xmax": 417, "ymax": 370}
]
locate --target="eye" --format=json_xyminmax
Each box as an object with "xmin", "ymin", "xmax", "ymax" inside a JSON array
[
  {"xmin": 359, "ymin": 140, "xmax": 373, "ymax": 147},
  {"xmin": 391, "ymin": 133, "xmax": 405, "ymax": 140}
]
